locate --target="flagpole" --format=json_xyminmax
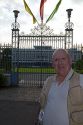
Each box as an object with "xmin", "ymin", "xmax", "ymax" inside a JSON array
[{"xmin": 40, "ymin": 19, "xmax": 43, "ymax": 87}]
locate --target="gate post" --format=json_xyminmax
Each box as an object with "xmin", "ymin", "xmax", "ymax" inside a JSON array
[{"xmin": 11, "ymin": 10, "xmax": 20, "ymax": 86}]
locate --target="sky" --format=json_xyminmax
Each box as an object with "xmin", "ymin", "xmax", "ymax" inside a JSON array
[{"xmin": 0, "ymin": 0, "xmax": 83, "ymax": 45}]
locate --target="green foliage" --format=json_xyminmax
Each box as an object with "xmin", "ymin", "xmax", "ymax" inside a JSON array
[
  {"xmin": 0, "ymin": 69, "xmax": 4, "ymax": 73},
  {"xmin": 76, "ymin": 70, "xmax": 83, "ymax": 74},
  {"xmin": 1, "ymin": 48, "xmax": 12, "ymax": 72},
  {"xmin": 73, "ymin": 59, "xmax": 83, "ymax": 70},
  {"xmin": 73, "ymin": 59, "xmax": 83, "ymax": 74},
  {"xmin": 0, "ymin": 73, "xmax": 7, "ymax": 86}
]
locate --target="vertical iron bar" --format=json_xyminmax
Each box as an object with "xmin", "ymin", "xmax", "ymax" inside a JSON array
[{"xmin": 40, "ymin": 26, "xmax": 43, "ymax": 87}]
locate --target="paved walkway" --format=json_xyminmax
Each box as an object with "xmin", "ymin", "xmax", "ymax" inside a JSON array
[
  {"xmin": 0, "ymin": 86, "xmax": 41, "ymax": 101},
  {"xmin": 0, "ymin": 87, "xmax": 41, "ymax": 125}
]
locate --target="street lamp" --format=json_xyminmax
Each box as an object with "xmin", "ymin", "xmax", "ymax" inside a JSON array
[
  {"xmin": 12, "ymin": 10, "xmax": 20, "ymax": 29},
  {"xmin": 13, "ymin": 10, "xmax": 20, "ymax": 23},
  {"xmin": 66, "ymin": 9, "xmax": 73, "ymax": 22},
  {"xmin": 65, "ymin": 9, "xmax": 74, "ymax": 49}
]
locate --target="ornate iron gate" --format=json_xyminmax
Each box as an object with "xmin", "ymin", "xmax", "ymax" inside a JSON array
[{"xmin": 11, "ymin": 9, "xmax": 74, "ymax": 87}]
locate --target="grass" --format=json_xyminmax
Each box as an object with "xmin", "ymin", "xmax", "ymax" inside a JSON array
[
  {"xmin": 14, "ymin": 67, "xmax": 55, "ymax": 73},
  {"xmin": 0, "ymin": 68, "xmax": 83, "ymax": 74},
  {"xmin": 74, "ymin": 69, "xmax": 83, "ymax": 74}
]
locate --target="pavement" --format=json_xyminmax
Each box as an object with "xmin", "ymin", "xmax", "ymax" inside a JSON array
[
  {"xmin": 0, "ymin": 87, "xmax": 41, "ymax": 101},
  {"xmin": 0, "ymin": 87, "xmax": 41, "ymax": 125}
]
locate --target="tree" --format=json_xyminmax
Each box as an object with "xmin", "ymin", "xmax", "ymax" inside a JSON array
[
  {"xmin": 73, "ymin": 59, "xmax": 83, "ymax": 73},
  {"xmin": 1, "ymin": 48, "xmax": 12, "ymax": 72}
]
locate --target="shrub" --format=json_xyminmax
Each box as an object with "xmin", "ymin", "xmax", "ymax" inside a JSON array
[
  {"xmin": 73, "ymin": 59, "xmax": 83, "ymax": 70},
  {"xmin": 0, "ymin": 73, "xmax": 7, "ymax": 86}
]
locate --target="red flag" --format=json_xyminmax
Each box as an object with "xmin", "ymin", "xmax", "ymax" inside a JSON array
[{"xmin": 40, "ymin": 0, "xmax": 47, "ymax": 22}]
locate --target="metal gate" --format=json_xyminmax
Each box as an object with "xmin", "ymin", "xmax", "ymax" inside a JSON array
[{"xmin": 11, "ymin": 10, "xmax": 74, "ymax": 87}]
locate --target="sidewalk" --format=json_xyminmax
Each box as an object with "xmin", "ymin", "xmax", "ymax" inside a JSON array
[
  {"xmin": 0, "ymin": 86, "xmax": 41, "ymax": 101},
  {"xmin": 0, "ymin": 87, "xmax": 41, "ymax": 125}
]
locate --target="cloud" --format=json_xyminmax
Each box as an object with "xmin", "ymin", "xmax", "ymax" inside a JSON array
[
  {"xmin": 0, "ymin": 0, "xmax": 83, "ymax": 44},
  {"xmin": 71, "ymin": 0, "xmax": 83, "ymax": 4}
]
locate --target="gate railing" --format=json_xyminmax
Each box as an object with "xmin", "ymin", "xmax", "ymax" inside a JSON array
[{"xmin": 0, "ymin": 43, "xmax": 83, "ymax": 87}]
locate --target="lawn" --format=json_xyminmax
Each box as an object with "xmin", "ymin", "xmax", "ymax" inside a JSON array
[{"xmin": 15, "ymin": 67, "xmax": 55, "ymax": 73}]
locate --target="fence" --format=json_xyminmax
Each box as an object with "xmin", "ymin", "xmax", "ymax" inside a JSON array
[
  {"xmin": 0, "ymin": 43, "xmax": 83, "ymax": 87},
  {"xmin": 0, "ymin": 43, "xmax": 12, "ymax": 73}
]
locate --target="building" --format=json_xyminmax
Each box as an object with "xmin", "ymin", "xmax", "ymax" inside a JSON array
[{"xmin": 12, "ymin": 46, "xmax": 82, "ymax": 67}]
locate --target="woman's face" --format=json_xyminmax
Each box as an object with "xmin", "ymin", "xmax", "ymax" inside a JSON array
[{"xmin": 53, "ymin": 50, "xmax": 71, "ymax": 77}]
